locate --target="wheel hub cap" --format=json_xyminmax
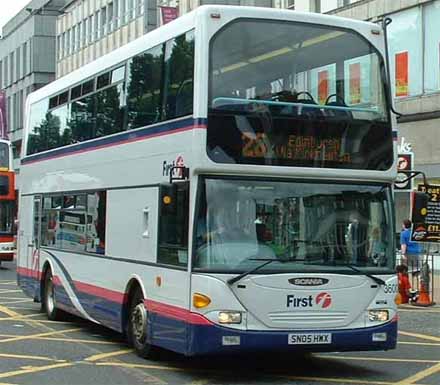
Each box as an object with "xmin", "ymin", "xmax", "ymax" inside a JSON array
[{"xmin": 132, "ymin": 303, "xmax": 147, "ymax": 342}]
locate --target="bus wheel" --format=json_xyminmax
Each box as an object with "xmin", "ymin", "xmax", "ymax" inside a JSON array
[
  {"xmin": 43, "ymin": 270, "xmax": 63, "ymax": 321},
  {"xmin": 128, "ymin": 290, "xmax": 160, "ymax": 359}
]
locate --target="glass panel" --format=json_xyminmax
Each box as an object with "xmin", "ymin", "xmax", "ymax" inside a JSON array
[
  {"xmin": 423, "ymin": 1, "xmax": 440, "ymax": 93},
  {"xmin": 95, "ymin": 83, "xmax": 125, "ymax": 137},
  {"xmin": 163, "ymin": 31, "xmax": 194, "ymax": 120},
  {"xmin": 86, "ymin": 191, "xmax": 106, "ymax": 254},
  {"xmin": 158, "ymin": 182, "xmax": 189, "ymax": 266},
  {"xmin": 70, "ymin": 94, "xmax": 96, "ymax": 142},
  {"xmin": 194, "ymin": 178, "xmax": 395, "ymax": 273},
  {"xmin": 0, "ymin": 142, "xmax": 9, "ymax": 169},
  {"xmin": 82, "ymin": 79, "xmax": 95, "ymax": 95},
  {"xmin": 387, "ymin": 7, "xmax": 423, "ymax": 97},
  {"xmin": 71, "ymin": 84, "xmax": 82, "ymax": 100},
  {"xmin": 111, "ymin": 66, "xmax": 125, "ymax": 83},
  {"xmin": 127, "ymin": 44, "xmax": 164, "ymax": 129},
  {"xmin": 0, "ymin": 201, "xmax": 14, "ymax": 233},
  {"xmin": 27, "ymin": 104, "xmax": 71, "ymax": 154},
  {"xmin": 97, "ymin": 72, "xmax": 111, "ymax": 89},
  {"xmin": 208, "ymin": 19, "xmax": 391, "ymax": 170}
]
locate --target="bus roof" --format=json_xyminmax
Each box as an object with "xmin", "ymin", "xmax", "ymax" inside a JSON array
[{"xmin": 26, "ymin": 5, "xmax": 383, "ymax": 108}]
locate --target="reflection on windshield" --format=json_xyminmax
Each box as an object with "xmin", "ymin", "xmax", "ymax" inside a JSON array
[
  {"xmin": 194, "ymin": 179, "xmax": 394, "ymax": 272},
  {"xmin": 208, "ymin": 19, "xmax": 392, "ymax": 170},
  {"xmin": 0, "ymin": 201, "xmax": 14, "ymax": 233}
]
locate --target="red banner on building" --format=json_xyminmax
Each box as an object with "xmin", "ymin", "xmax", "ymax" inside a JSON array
[
  {"xmin": 349, "ymin": 62, "xmax": 361, "ymax": 104},
  {"xmin": 395, "ymin": 51, "xmax": 409, "ymax": 97},
  {"xmin": 161, "ymin": 6, "xmax": 178, "ymax": 25},
  {"xmin": 0, "ymin": 91, "xmax": 7, "ymax": 139},
  {"xmin": 318, "ymin": 70, "xmax": 328, "ymax": 104}
]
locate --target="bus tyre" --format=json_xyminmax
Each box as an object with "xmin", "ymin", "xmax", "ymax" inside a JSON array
[
  {"xmin": 128, "ymin": 290, "xmax": 160, "ymax": 359},
  {"xmin": 43, "ymin": 270, "xmax": 63, "ymax": 321}
]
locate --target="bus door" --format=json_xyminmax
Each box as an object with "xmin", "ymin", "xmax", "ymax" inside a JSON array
[{"xmin": 29, "ymin": 196, "xmax": 42, "ymax": 296}]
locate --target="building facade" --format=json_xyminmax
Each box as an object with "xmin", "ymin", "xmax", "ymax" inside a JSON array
[
  {"xmin": 56, "ymin": 0, "xmax": 158, "ymax": 78},
  {"xmin": 328, "ymin": 0, "xmax": 440, "ymax": 229},
  {"xmin": 0, "ymin": 0, "xmax": 68, "ymax": 188}
]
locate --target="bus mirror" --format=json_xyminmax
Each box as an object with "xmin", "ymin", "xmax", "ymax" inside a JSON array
[{"xmin": 160, "ymin": 183, "xmax": 177, "ymax": 214}]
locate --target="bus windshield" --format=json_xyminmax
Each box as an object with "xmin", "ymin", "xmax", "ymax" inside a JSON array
[
  {"xmin": 208, "ymin": 19, "xmax": 392, "ymax": 170},
  {"xmin": 193, "ymin": 178, "xmax": 395, "ymax": 273}
]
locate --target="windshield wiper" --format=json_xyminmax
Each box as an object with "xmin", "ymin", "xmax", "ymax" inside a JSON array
[
  {"xmin": 305, "ymin": 262, "xmax": 385, "ymax": 286},
  {"xmin": 337, "ymin": 264, "xmax": 386, "ymax": 286},
  {"xmin": 227, "ymin": 258, "xmax": 294, "ymax": 286}
]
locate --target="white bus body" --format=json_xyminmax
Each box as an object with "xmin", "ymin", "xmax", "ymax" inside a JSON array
[{"xmin": 18, "ymin": 6, "xmax": 398, "ymax": 357}]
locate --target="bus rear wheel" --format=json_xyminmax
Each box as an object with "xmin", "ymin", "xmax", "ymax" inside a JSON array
[
  {"xmin": 42, "ymin": 270, "xmax": 64, "ymax": 321},
  {"xmin": 128, "ymin": 289, "xmax": 160, "ymax": 359}
]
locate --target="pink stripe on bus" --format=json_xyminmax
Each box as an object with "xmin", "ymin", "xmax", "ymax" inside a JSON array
[{"xmin": 145, "ymin": 299, "xmax": 213, "ymax": 326}]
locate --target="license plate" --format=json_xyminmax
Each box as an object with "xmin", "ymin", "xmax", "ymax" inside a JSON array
[{"xmin": 288, "ymin": 333, "xmax": 332, "ymax": 345}]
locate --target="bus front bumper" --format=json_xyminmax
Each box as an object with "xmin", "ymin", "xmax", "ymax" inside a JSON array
[{"xmin": 186, "ymin": 319, "xmax": 398, "ymax": 356}]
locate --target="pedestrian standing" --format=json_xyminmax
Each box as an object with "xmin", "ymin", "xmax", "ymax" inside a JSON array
[{"xmin": 400, "ymin": 219, "xmax": 422, "ymax": 270}]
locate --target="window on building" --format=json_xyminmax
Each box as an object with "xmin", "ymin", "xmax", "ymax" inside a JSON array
[
  {"xmin": 128, "ymin": 0, "xmax": 134, "ymax": 20},
  {"xmin": 121, "ymin": 0, "xmax": 127, "ymax": 24},
  {"xmin": 108, "ymin": 2, "xmax": 114, "ymax": 32},
  {"xmin": 23, "ymin": 42, "xmax": 28, "ymax": 74},
  {"xmin": 114, "ymin": 0, "xmax": 120, "ymax": 28},
  {"xmin": 127, "ymin": 44, "xmax": 164, "ymax": 129},
  {"xmin": 162, "ymin": 30, "xmax": 195, "ymax": 120},
  {"xmin": 388, "ymin": 7, "xmax": 423, "ymax": 97},
  {"xmin": 89, "ymin": 15, "xmax": 94, "ymax": 43},
  {"xmin": 15, "ymin": 48, "xmax": 21, "ymax": 80},
  {"xmin": 136, "ymin": 0, "xmax": 144, "ymax": 16},
  {"xmin": 158, "ymin": 182, "xmax": 189, "ymax": 267},
  {"xmin": 4, "ymin": 57, "xmax": 8, "ymax": 86},
  {"xmin": 81, "ymin": 20, "xmax": 87, "ymax": 48},
  {"xmin": 0, "ymin": 61, "xmax": 2, "ymax": 88},
  {"xmin": 95, "ymin": 11, "xmax": 100, "ymax": 40},
  {"xmin": 423, "ymin": 1, "xmax": 440, "ymax": 93},
  {"xmin": 287, "ymin": 0, "xmax": 295, "ymax": 9},
  {"xmin": 72, "ymin": 25, "xmax": 77, "ymax": 52},
  {"xmin": 101, "ymin": 7, "xmax": 107, "ymax": 36},
  {"xmin": 9, "ymin": 52, "xmax": 14, "ymax": 84}
]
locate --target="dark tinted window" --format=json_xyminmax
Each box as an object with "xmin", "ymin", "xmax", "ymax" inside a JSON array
[
  {"xmin": 127, "ymin": 44, "xmax": 164, "ymax": 129},
  {"xmin": 71, "ymin": 85, "xmax": 82, "ymax": 100},
  {"xmin": 49, "ymin": 97, "xmax": 58, "ymax": 110},
  {"xmin": 158, "ymin": 182, "xmax": 189, "ymax": 266},
  {"xmin": 163, "ymin": 31, "xmax": 194, "ymax": 120},
  {"xmin": 0, "ymin": 142, "xmax": 10, "ymax": 169},
  {"xmin": 95, "ymin": 84, "xmax": 125, "ymax": 137},
  {"xmin": 70, "ymin": 94, "xmax": 96, "ymax": 142},
  {"xmin": 82, "ymin": 79, "xmax": 94, "ymax": 95},
  {"xmin": 27, "ymin": 104, "xmax": 71, "ymax": 154},
  {"xmin": 0, "ymin": 175, "xmax": 9, "ymax": 195},
  {"xmin": 97, "ymin": 72, "xmax": 111, "ymax": 89},
  {"xmin": 59, "ymin": 91, "xmax": 69, "ymax": 105}
]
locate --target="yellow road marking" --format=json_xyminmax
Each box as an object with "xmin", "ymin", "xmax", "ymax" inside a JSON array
[
  {"xmin": 0, "ymin": 313, "xmax": 42, "ymax": 321},
  {"xmin": 0, "ymin": 327, "xmax": 81, "ymax": 343},
  {"xmin": 0, "ymin": 281, "xmax": 16, "ymax": 285},
  {"xmin": 84, "ymin": 348, "xmax": 134, "ymax": 362},
  {"xmin": 0, "ymin": 300, "xmax": 33, "ymax": 305},
  {"xmin": 0, "ymin": 319, "xmax": 73, "ymax": 325},
  {"xmin": 96, "ymin": 362, "xmax": 187, "ymax": 372},
  {"xmin": 282, "ymin": 375, "xmax": 395, "ymax": 385},
  {"xmin": 316, "ymin": 354, "xmax": 439, "ymax": 364},
  {"xmin": 0, "ymin": 334, "xmax": 120, "ymax": 345},
  {"xmin": 396, "ymin": 362, "xmax": 440, "ymax": 384},
  {"xmin": 0, "ymin": 353, "xmax": 66, "ymax": 363},
  {"xmin": 399, "ymin": 330, "xmax": 440, "ymax": 343},
  {"xmin": 0, "ymin": 362, "xmax": 73, "ymax": 380},
  {"xmin": 0, "ymin": 290, "xmax": 22, "ymax": 294},
  {"xmin": 399, "ymin": 341, "xmax": 440, "ymax": 347},
  {"xmin": 0, "ymin": 305, "xmax": 21, "ymax": 318},
  {"xmin": 0, "ymin": 297, "xmax": 32, "ymax": 301}
]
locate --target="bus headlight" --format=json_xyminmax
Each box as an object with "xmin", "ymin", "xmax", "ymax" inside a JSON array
[
  {"xmin": 368, "ymin": 309, "xmax": 389, "ymax": 322},
  {"xmin": 218, "ymin": 311, "xmax": 242, "ymax": 324}
]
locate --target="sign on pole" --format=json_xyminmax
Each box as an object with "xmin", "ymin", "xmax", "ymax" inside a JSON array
[
  {"xmin": 395, "ymin": 152, "xmax": 413, "ymax": 191},
  {"xmin": 160, "ymin": 6, "xmax": 178, "ymax": 25},
  {"xmin": 410, "ymin": 184, "xmax": 440, "ymax": 243}
]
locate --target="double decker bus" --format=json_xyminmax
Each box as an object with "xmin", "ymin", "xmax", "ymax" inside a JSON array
[
  {"xmin": 0, "ymin": 139, "xmax": 16, "ymax": 265},
  {"xmin": 18, "ymin": 6, "xmax": 398, "ymax": 357}
]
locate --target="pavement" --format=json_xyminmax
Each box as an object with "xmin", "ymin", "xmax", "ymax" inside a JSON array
[{"xmin": 0, "ymin": 260, "xmax": 439, "ymax": 385}]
